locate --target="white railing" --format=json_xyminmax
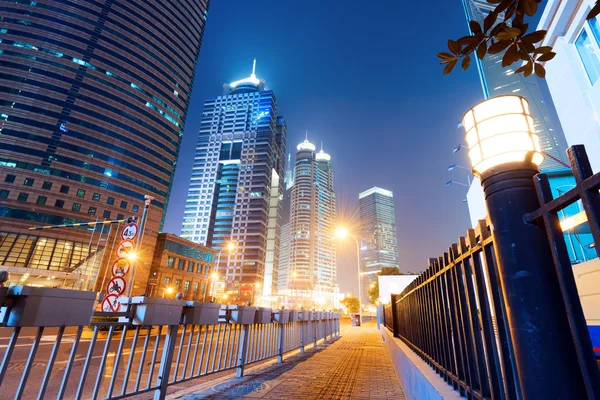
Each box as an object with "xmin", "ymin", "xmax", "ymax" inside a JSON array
[{"xmin": 0, "ymin": 287, "xmax": 341, "ymax": 400}]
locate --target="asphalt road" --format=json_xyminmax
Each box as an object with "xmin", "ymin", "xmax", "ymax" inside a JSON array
[{"xmin": 0, "ymin": 318, "xmax": 353, "ymax": 399}]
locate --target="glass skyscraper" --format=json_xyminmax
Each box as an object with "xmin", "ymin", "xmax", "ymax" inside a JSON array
[
  {"xmin": 181, "ymin": 62, "xmax": 286, "ymax": 303},
  {"xmin": 0, "ymin": 0, "xmax": 208, "ymax": 292},
  {"xmin": 462, "ymin": 0, "xmax": 569, "ymax": 170},
  {"xmin": 358, "ymin": 187, "xmax": 399, "ymax": 303}
]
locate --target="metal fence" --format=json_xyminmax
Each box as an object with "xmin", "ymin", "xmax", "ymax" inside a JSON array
[
  {"xmin": 383, "ymin": 145, "xmax": 600, "ymax": 400},
  {"xmin": 0, "ymin": 296, "xmax": 341, "ymax": 400}
]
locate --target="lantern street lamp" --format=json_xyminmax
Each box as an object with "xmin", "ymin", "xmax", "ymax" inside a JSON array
[
  {"xmin": 212, "ymin": 242, "xmax": 236, "ymax": 302},
  {"xmin": 335, "ymin": 227, "xmax": 362, "ymax": 325},
  {"xmin": 462, "ymin": 95, "xmax": 590, "ymax": 398}
]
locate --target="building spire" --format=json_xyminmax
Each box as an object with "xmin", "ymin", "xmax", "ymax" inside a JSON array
[
  {"xmin": 320, "ymin": 141, "xmax": 324, "ymax": 152},
  {"xmin": 305, "ymin": 130, "xmax": 308, "ymax": 141},
  {"xmin": 252, "ymin": 58, "xmax": 256, "ymax": 76}
]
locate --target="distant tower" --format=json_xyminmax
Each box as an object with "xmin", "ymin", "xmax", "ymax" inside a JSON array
[
  {"xmin": 461, "ymin": 0, "xmax": 568, "ymax": 170},
  {"xmin": 287, "ymin": 138, "xmax": 337, "ymax": 307},
  {"xmin": 181, "ymin": 60, "xmax": 286, "ymax": 303},
  {"xmin": 358, "ymin": 187, "xmax": 399, "ymax": 303}
]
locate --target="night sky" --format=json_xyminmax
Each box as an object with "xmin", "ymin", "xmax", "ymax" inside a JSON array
[{"xmin": 162, "ymin": 0, "xmax": 485, "ymax": 296}]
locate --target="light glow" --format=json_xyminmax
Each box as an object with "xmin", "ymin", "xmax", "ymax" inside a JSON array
[
  {"xmin": 560, "ymin": 211, "xmax": 588, "ymax": 231},
  {"xmin": 165, "ymin": 287, "xmax": 174, "ymax": 294},
  {"xmin": 462, "ymin": 96, "xmax": 544, "ymax": 176},
  {"xmin": 335, "ymin": 227, "xmax": 349, "ymax": 239}
]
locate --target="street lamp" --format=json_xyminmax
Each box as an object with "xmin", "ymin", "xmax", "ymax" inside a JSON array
[
  {"xmin": 212, "ymin": 242, "xmax": 236, "ymax": 302},
  {"xmin": 462, "ymin": 95, "xmax": 590, "ymax": 398},
  {"xmin": 335, "ymin": 227, "xmax": 362, "ymax": 325}
]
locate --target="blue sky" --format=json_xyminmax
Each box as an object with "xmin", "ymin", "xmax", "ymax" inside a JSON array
[{"xmin": 162, "ymin": 0, "xmax": 485, "ymax": 294}]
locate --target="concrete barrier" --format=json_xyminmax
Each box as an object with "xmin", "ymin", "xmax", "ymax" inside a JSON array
[{"xmin": 380, "ymin": 326, "xmax": 462, "ymax": 400}]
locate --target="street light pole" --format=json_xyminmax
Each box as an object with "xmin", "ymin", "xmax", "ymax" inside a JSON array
[
  {"xmin": 211, "ymin": 242, "xmax": 235, "ymax": 302},
  {"xmin": 349, "ymin": 234, "xmax": 362, "ymax": 324}
]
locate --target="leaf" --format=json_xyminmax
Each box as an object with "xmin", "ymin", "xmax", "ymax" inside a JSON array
[
  {"xmin": 495, "ymin": 0, "xmax": 513, "ymax": 14},
  {"xmin": 537, "ymin": 52, "xmax": 556, "ymax": 62},
  {"xmin": 488, "ymin": 40, "xmax": 512, "ymax": 54},
  {"xmin": 522, "ymin": 30, "xmax": 547, "ymax": 44},
  {"xmin": 533, "ymin": 46, "xmax": 553, "ymax": 54},
  {"xmin": 470, "ymin": 20, "xmax": 482, "ymax": 34},
  {"xmin": 587, "ymin": 1, "xmax": 600, "ymax": 20},
  {"xmin": 458, "ymin": 35, "xmax": 480, "ymax": 45},
  {"xmin": 440, "ymin": 58, "xmax": 457, "ymax": 64},
  {"xmin": 502, "ymin": 44, "xmax": 520, "ymax": 67},
  {"xmin": 523, "ymin": 0, "xmax": 538, "ymax": 16},
  {"xmin": 534, "ymin": 63, "xmax": 546, "ymax": 78},
  {"xmin": 484, "ymin": 12, "xmax": 497, "ymax": 32},
  {"xmin": 496, "ymin": 27, "xmax": 521, "ymax": 41},
  {"xmin": 515, "ymin": 64, "xmax": 529, "ymax": 74},
  {"xmin": 448, "ymin": 39, "xmax": 461, "ymax": 54},
  {"xmin": 437, "ymin": 52, "xmax": 456, "ymax": 59},
  {"xmin": 462, "ymin": 54, "xmax": 471, "ymax": 70},
  {"xmin": 443, "ymin": 59, "xmax": 458, "ymax": 75},
  {"xmin": 524, "ymin": 61, "xmax": 534, "ymax": 77},
  {"xmin": 477, "ymin": 42, "xmax": 488, "ymax": 59}
]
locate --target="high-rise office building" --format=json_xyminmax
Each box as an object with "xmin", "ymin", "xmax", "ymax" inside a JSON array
[
  {"xmin": 0, "ymin": 0, "xmax": 209, "ymax": 292},
  {"xmin": 358, "ymin": 187, "xmax": 399, "ymax": 303},
  {"xmin": 181, "ymin": 62, "xmax": 286, "ymax": 303},
  {"xmin": 277, "ymin": 154, "xmax": 293, "ymax": 293},
  {"xmin": 462, "ymin": 0, "xmax": 569, "ymax": 170},
  {"xmin": 285, "ymin": 139, "xmax": 337, "ymax": 308}
]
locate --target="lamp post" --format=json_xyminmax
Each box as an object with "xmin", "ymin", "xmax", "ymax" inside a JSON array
[
  {"xmin": 462, "ymin": 95, "xmax": 591, "ymax": 398},
  {"xmin": 212, "ymin": 242, "xmax": 235, "ymax": 302},
  {"xmin": 335, "ymin": 227, "xmax": 362, "ymax": 325}
]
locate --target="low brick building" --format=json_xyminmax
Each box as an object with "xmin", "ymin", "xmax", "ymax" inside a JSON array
[{"xmin": 146, "ymin": 233, "xmax": 215, "ymax": 301}]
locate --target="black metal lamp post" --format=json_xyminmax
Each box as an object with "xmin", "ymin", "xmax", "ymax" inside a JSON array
[{"xmin": 463, "ymin": 95, "xmax": 592, "ymax": 399}]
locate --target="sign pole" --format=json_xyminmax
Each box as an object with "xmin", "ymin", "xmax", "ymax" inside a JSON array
[{"xmin": 126, "ymin": 195, "xmax": 153, "ymax": 297}]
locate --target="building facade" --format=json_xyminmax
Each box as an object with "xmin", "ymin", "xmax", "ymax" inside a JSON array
[
  {"xmin": 147, "ymin": 233, "xmax": 215, "ymax": 301},
  {"xmin": 462, "ymin": 0, "xmax": 569, "ymax": 170},
  {"xmin": 358, "ymin": 187, "xmax": 399, "ymax": 303},
  {"xmin": 0, "ymin": 0, "xmax": 209, "ymax": 293},
  {"xmin": 181, "ymin": 62, "xmax": 286, "ymax": 304},
  {"xmin": 285, "ymin": 139, "xmax": 337, "ymax": 308}
]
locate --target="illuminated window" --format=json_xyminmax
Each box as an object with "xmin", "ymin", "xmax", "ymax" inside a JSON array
[
  {"xmin": 77, "ymin": 189, "xmax": 85, "ymax": 198},
  {"xmin": 88, "ymin": 207, "xmax": 96, "ymax": 215},
  {"xmin": 23, "ymin": 178, "xmax": 34, "ymax": 187},
  {"xmin": 72, "ymin": 203, "xmax": 81, "ymax": 212},
  {"xmin": 166, "ymin": 256, "xmax": 174, "ymax": 267},
  {"xmin": 93, "ymin": 193, "xmax": 101, "ymax": 201}
]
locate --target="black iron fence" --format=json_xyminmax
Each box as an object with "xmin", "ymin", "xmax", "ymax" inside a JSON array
[{"xmin": 383, "ymin": 145, "xmax": 600, "ymax": 400}]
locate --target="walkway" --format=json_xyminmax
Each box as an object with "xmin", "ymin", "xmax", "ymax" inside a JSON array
[{"xmin": 172, "ymin": 322, "xmax": 405, "ymax": 400}]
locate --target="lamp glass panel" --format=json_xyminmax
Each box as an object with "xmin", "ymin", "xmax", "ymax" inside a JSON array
[
  {"xmin": 468, "ymin": 144, "xmax": 483, "ymax": 165},
  {"xmin": 465, "ymin": 127, "xmax": 478, "ymax": 147},
  {"xmin": 473, "ymin": 96, "xmax": 523, "ymax": 123},
  {"xmin": 476, "ymin": 114, "xmax": 530, "ymax": 141},
  {"xmin": 463, "ymin": 110, "xmax": 475, "ymax": 132},
  {"xmin": 479, "ymin": 131, "xmax": 535, "ymax": 159}
]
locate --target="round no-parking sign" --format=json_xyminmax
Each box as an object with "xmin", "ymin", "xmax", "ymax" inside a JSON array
[{"xmin": 101, "ymin": 294, "xmax": 120, "ymax": 312}]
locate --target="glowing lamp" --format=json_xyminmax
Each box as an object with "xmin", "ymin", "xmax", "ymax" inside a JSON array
[
  {"xmin": 462, "ymin": 95, "xmax": 544, "ymax": 176},
  {"xmin": 165, "ymin": 287, "xmax": 174, "ymax": 294},
  {"xmin": 227, "ymin": 242, "xmax": 236, "ymax": 251},
  {"xmin": 335, "ymin": 227, "xmax": 348, "ymax": 239}
]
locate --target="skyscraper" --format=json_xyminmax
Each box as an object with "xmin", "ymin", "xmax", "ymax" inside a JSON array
[
  {"xmin": 286, "ymin": 138, "xmax": 337, "ymax": 308},
  {"xmin": 0, "ymin": 0, "xmax": 209, "ymax": 292},
  {"xmin": 462, "ymin": 0, "xmax": 569, "ymax": 170},
  {"xmin": 181, "ymin": 61, "xmax": 286, "ymax": 303},
  {"xmin": 358, "ymin": 187, "xmax": 399, "ymax": 303}
]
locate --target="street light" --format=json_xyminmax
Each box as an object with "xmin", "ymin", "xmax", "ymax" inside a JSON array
[
  {"xmin": 445, "ymin": 180, "xmax": 469, "ymax": 187},
  {"xmin": 461, "ymin": 95, "xmax": 589, "ymax": 398},
  {"xmin": 335, "ymin": 227, "xmax": 362, "ymax": 325},
  {"xmin": 212, "ymin": 242, "xmax": 236, "ymax": 302}
]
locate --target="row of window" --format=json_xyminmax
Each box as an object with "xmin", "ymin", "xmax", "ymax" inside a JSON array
[
  {"xmin": 3, "ymin": 175, "xmax": 138, "ymax": 211},
  {"xmin": 165, "ymin": 256, "xmax": 211, "ymax": 274}
]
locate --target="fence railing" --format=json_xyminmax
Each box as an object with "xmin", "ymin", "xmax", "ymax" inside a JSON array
[
  {"xmin": 0, "ymin": 290, "xmax": 341, "ymax": 400},
  {"xmin": 383, "ymin": 145, "xmax": 600, "ymax": 400}
]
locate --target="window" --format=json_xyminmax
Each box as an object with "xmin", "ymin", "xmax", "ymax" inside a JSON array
[
  {"xmin": 5, "ymin": 174, "xmax": 15, "ymax": 183},
  {"xmin": 132, "ymin": 205, "xmax": 139, "ymax": 212},
  {"xmin": 205, "ymin": 265, "xmax": 210, "ymax": 274},
  {"xmin": 72, "ymin": 203, "xmax": 81, "ymax": 212},
  {"xmin": 0, "ymin": 190, "xmax": 8, "ymax": 199},
  {"xmin": 23, "ymin": 178, "xmax": 34, "ymax": 187},
  {"xmin": 117, "ymin": 213, "xmax": 124, "ymax": 220},
  {"xmin": 76, "ymin": 189, "xmax": 86, "ymax": 198},
  {"xmin": 88, "ymin": 207, "xmax": 96, "ymax": 215},
  {"xmin": 184, "ymin": 281, "xmax": 190, "ymax": 292},
  {"xmin": 576, "ymin": 29, "xmax": 600, "ymax": 84},
  {"xmin": 103, "ymin": 210, "xmax": 111, "ymax": 219},
  {"xmin": 55, "ymin": 199, "xmax": 64, "ymax": 208},
  {"xmin": 193, "ymin": 282, "xmax": 199, "ymax": 293},
  {"xmin": 36, "ymin": 196, "xmax": 47, "ymax": 205},
  {"xmin": 196, "ymin": 264, "xmax": 203, "ymax": 273},
  {"xmin": 17, "ymin": 193, "xmax": 28, "ymax": 202},
  {"xmin": 42, "ymin": 181, "xmax": 53, "ymax": 190},
  {"xmin": 120, "ymin": 200, "xmax": 128, "ymax": 209},
  {"xmin": 60, "ymin": 185, "xmax": 69, "ymax": 194},
  {"xmin": 107, "ymin": 197, "xmax": 115, "ymax": 205},
  {"xmin": 178, "ymin": 259, "xmax": 185, "ymax": 270},
  {"xmin": 93, "ymin": 193, "xmax": 101, "ymax": 201},
  {"xmin": 188, "ymin": 261, "xmax": 194, "ymax": 272},
  {"xmin": 166, "ymin": 256, "xmax": 174, "ymax": 267},
  {"xmin": 164, "ymin": 277, "xmax": 171, "ymax": 285},
  {"xmin": 175, "ymin": 279, "xmax": 181, "ymax": 288}
]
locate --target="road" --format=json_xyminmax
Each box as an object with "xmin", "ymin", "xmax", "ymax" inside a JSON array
[{"xmin": 0, "ymin": 318, "xmax": 352, "ymax": 399}]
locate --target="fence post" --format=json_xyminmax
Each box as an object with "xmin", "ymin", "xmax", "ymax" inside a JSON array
[
  {"xmin": 277, "ymin": 321, "xmax": 285, "ymax": 363},
  {"xmin": 299, "ymin": 315, "xmax": 305, "ymax": 354},
  {"xmin": 235, "ymin": 324, "xmax": 250, "ymax": 378},
  {"xmin": 390, "ymin": 294, "xmax": 399, "ymax": 338},
  {"xmin": 153, "ymin": 325, "xmax": 178, "ymax": 400},
  {"xmin": 480, "ymin": 159, "xmax": 590, "ymax": 399},
  {"xmin": 313, "ymin": 318, "xmax": 318, "ymax": 347}
]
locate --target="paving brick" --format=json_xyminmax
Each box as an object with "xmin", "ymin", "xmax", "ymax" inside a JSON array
[{"xmin": 181, "ymin": 322, "xmax": 405, "ymax": 399}]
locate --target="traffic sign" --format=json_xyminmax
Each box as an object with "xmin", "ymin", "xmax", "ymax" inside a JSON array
[
  {"xmin": 121, "ymin": 222, "xmax": 139, "ymax": 241},
  {"xmin": 101, "ymin": 294, "xmax": 120, "ymax": 312},
  {"xmin": 116, "ymin": 240, "xmax": 135, "ymax": 259},
  {"xmin": 111, "ymin": 258, "xmax": 130, "ymax": 277},
  {"xmin": 107, "ymin": 276, "xmax": 127, "ymax": 296}
]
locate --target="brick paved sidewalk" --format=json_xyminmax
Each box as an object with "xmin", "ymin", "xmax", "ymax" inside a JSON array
[{"xmin": 175, "ymin": 322, "xmax": 405, "ymax": 400}]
